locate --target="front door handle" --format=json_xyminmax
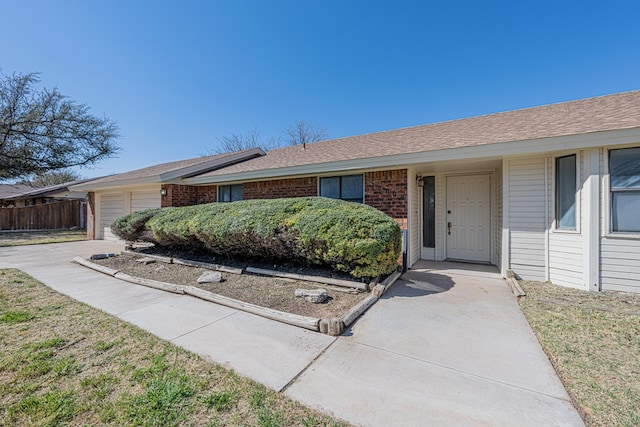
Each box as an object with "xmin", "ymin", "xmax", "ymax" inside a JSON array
[{"xmin": 447, "ymin": 222, "xmax": 452, "ymax": 235}]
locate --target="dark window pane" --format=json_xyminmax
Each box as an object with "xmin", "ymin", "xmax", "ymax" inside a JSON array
[
  {"xmin": 610, "ymin": 147, "xmax": 640, "ymax": 189},
  {"xmin": 231, "ymin": 184, "xmax": 243, "ymax": 201},
  {"xmin": 612, "ymin": 192, "xmax": 640, "ymax": 232},
  {"xmin": 556, "ymin": 155, "xmax": 576, "ymax": 230},
  {"xmin": 423, "ymin": 176, "xmax": 435, "ymax": 247},
  {"xmin": 218, "ymin": 186, "xmax": 230, "ymax": 202},
  {"xmin": 341, "ymin": 175, "xmax": 363, "ymax": 202},
  {"xmin": 320, "ymin": 177, "xmax": 340, "ymax": 199}
]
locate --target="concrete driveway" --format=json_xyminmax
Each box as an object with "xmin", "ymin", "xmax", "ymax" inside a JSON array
[{"xmin": 0, "ymin": 242, "xmax": 584, "ymax": 426}]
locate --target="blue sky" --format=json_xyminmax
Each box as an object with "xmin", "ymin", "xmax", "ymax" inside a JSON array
[{"xmin": 2, "ymin": 1, "xmax": 640, "ymax": 178}]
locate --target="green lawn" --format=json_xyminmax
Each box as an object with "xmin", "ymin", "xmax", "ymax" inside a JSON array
[
  {"xmin": 518, "ymin": 281, "xmax": 640, "ymax": 427},
  {"xmin": 0, "ymin": 230, "xmax": 87, "ymax": 247},
  {"xmin": 0, "ymin": 269, "xmax": 346, "ymax": 426}
]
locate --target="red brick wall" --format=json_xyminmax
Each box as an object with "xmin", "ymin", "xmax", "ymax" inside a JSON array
[
  {"xmin": 86, "ymin": 192, "xmax": 96, "ymax": 240},
  {"xmin": 364, "ymin": 169, "xmax": 408, "ymax": 229},
  {"xmin": 243, "ymin": 177, "xmax": 318, "ymax": 200},
  {"xmin": 161, "ymin": 184, "xmax": 217, "ymax": 207}
]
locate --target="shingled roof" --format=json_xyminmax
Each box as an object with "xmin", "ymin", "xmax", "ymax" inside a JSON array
[
  {"xmin": 188, "ymin": 90, "xmax": 640, "ymax": 181},
  {"xmin": 71, "ymin": 148, "xmax": 265, "ymax": 191}
]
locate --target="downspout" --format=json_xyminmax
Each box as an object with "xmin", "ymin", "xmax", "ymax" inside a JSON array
[{"xmin": 544, "ymin": 156, "xmax": 550, "ymax": 281}]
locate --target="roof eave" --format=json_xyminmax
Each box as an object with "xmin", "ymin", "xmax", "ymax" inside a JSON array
[
  {"xmin": 183, "ymin": 127, "xmax": 640, "ymax": 184},
  {"xmin": 69, "ymin": 176, "xmax": 162, "ymax": 192},
  {"xmin": 159, "ymin": 148, "xmax": 265, "ymax": 181}
]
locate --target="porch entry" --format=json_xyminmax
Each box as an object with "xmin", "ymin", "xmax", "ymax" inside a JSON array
[{"xmin": 446, "ymin": 174, "xmax": 491, "ymax": 263}]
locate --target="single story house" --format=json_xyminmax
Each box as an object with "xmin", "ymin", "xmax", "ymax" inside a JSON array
[
  {"xmin": 1, "ymin": 179, "xmax": 93, "ymax": 207},
  {"xmin": 0, "ymin": 184, "xmax": 35, "ymax": 207},
  {"xmin": 72, "ymin": 90, "xmax": 640, "ymax": 293}
]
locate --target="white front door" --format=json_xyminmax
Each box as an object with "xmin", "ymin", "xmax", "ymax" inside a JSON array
[{"xmin": 446, "ymin": 174, "xmax": 491, "ymax": 262}]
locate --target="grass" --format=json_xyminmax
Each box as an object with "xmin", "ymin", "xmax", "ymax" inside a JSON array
[
  {"xmin": 0, "ymin": 268, "xmax": 347, "ymax": 426},
  {"xmin": 0, "ymin": 229, "xmax": 86, "ymax": 247},
  {"xmin": 518, "ymin": 281, "xmax": 640, "ymax": 427}
]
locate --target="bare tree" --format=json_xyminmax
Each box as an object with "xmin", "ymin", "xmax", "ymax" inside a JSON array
[
  {"xmin": 211, "ymin": 127, "xmax": 281, "ymax": 154},
  {"xmin": 18, "ymin": 169, "xmax": 83, "ymax": 187},
  {"xmin": 0, "ymin": 71, "xmax": 120, "ymax": 181},
  {"xmin": 209, "ymin": 121, "xmax": 328, "ymax": 154},
  {"xmin": 283, "ymin": 120, "xmax": 327, "ymax": 146}
]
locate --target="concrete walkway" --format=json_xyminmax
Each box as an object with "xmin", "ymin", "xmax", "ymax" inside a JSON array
[{"xmin": 0, "ymin": 241, "xmax": 584, "ymax": 426}]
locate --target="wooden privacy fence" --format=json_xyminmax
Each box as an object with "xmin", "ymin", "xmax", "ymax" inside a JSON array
[{"xmin": 0, "ymin": 200, "xmax": 86, "ymax": 231}]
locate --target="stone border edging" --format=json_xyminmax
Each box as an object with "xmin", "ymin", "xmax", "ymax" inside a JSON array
[
  {"xmin": 73, "ymin": 256, "xmax": 120, "ymax": 276},
  {"xmin": 74, "ymin": 257, "xmax": 404, "ymax": 336},
  {"xmin": 74, "ymin": 257, "xmax": 320, "ymax": 332},
  {"xmin": 184, "ymin": 286, "xmax": 319, "ymax": 331},
  {"xmin": 338, "ymin": 269, "xmax": 403, "ymax": 333}
]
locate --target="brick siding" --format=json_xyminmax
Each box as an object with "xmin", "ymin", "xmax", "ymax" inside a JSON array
[
  {"xmin": 243, "ymin": 177, "xmax": 318, "ymax": 200},
  {"xmin": 364, "ymin": 169, "xmax": 408, "ymax": 229},
  {"xmin": 161, "ymin": 184, "xmax": 217, "ymax": 207},
  {"xmin": 86, "ymin": 191, "xmax": 96, "ymax": 240}
]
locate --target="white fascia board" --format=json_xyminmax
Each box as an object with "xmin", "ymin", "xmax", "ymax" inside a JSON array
[
  {"xmin": 69, "ymin": 176, "xmax": 162, "ymax": 192},
  {"xmin": 183, "ymin": 128, "xmax": 640, "ymax": 185}
]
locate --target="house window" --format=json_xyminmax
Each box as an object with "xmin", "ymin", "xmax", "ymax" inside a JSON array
[
  {"xmin": 556, "ymin": 155, "xmax": 577, "ymax": 230},
  {"xmin": 218, "ymin": 184, "xmax": 243, "ymax": 202},
  {"xmin": 610, "ymin": 147, "xmax": 640, "ymax": 232},
  {"xmin": 422, "ymin": 176, "xmax": 435, "ymax": 248},
  {"xmin": 319, "ymin": 175, "xmax": 363, "ymax": 203}
]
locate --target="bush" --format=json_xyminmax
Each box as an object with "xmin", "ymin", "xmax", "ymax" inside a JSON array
[{"xmin": 112, "ymin": 197, "xmax": 401, "ymax": 278}]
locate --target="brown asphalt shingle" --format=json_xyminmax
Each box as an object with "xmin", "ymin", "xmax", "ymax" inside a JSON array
[{"xmin": 198, "ymin": 90, "xmax": 640, "ymax": 177}]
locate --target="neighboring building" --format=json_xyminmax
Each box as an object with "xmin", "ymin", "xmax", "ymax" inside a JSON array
[
  {"xmin": 71, "ymin": 90, "xmax": 640, "ymax": 293},
  {"xmin": 0, "ymin": 184, "xmax": 35, "ymax": 207},
  {"xmin": 0, "ymin": 180, "xmax": 93, "ymax": 207}
]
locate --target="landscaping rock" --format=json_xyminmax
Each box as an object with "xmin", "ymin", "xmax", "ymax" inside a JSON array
[
  {"xmin": 90, "ymin": 253, "xmax": 115, "ymax": 260},
  {"xmin": 197, "ymin": 271, "xmax": 223, "ymax": 283},
  {"xmin": 136, "ymin": 257, "xmax": 157, "ymax": 265},
  {"xmin": 295, "ymin": 288, "xmax": 328, "ymax": 303}
]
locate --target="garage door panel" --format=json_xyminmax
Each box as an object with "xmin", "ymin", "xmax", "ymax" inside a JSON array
[
  {"xmin": 131, "ymin": 191, "xmax": 161, "ymax": 212},
  {"xmin": 100, "ymin": 192, "xmax": 124, "ymax": 241}
]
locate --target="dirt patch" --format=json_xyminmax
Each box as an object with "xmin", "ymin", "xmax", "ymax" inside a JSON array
[{"xmin": 94, "ymin": 253, "xmax": 369, "ymax": 319}]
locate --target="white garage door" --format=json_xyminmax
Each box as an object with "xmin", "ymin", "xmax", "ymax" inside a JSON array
[
  {"xmin": 100, "ymin": 192, "xmax": 124, "ymax": 241},
  {"xmin": 131, "ymin": 190, "xmax": 161, "ymax": 212}
]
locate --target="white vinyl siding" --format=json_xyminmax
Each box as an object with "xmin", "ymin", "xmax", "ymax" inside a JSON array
[
  {"xmin": 600, "ymin": 238, "xmax": 640, "ymax": 292},
  {"xmin": 100, "ymin": 192, "xmax": 124, "ymax": 241},
  {"xmin": 408, "ymin": 168, "xmax": 420, "ymax": 267},
  {"xmin": 548, "ymin": 152, "xmax": 585, "ymax": 289},
  {"xmin": 508, "ymin": 158, "xmax": 546, "ymax": 281},
  {"xmin": 495, "ymin": 165, "xmax": 503, "ymax": 270},
  {"xmin": 435, "ymin": 174, "xmax": 446, "ymax": 261},
  {"xmin": 549, "ymin": 233, "xmax": 584, "ymax": 288},
  {"xmin": 600, "ymin": 146, "xmax": 640, "ymax": 293}
]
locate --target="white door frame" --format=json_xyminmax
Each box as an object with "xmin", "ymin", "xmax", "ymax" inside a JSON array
[{"xmin": 445, "ymin": 173, "xmax": 492, "ymax": 263}]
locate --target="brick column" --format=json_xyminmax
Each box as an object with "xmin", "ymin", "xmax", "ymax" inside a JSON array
[{"xmin": 86, "ymin": 191, "xmax": 96, "ymax": 240}]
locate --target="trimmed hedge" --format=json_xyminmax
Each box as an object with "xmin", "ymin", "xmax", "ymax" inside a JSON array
[{"xmin": 111, "ymin": 197, "xmax": 401, "ymax": 278}]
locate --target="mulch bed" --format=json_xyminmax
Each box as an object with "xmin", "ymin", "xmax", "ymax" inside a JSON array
[{"xmin": 93, "ymin": 252, "xmax": 370, "ymax": 319}]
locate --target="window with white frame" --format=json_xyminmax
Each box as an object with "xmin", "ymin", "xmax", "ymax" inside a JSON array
[
  {"xmin": 319, "ymin": 175, "xmax": 363, "ymax": 203},
  {"xmin": 218, "ymin": 184, "xmax": 243, "ymax": 202},
  {"xmin": 556, "ymin": 154, "xmax": 577, "ymax": 230},
  {"xmin": 610, "ymin": 147, "xmax": 640, "ymax": 232}
]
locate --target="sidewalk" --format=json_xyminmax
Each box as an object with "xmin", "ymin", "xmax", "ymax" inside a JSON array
[{"xmin": 0, "ymin": 241, "xmax": 584, "ymax": 426}]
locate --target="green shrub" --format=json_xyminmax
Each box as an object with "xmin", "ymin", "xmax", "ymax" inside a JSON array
[{"xmin": 112, "ymin": 197, "xmax": 401, "ymax": 278}]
